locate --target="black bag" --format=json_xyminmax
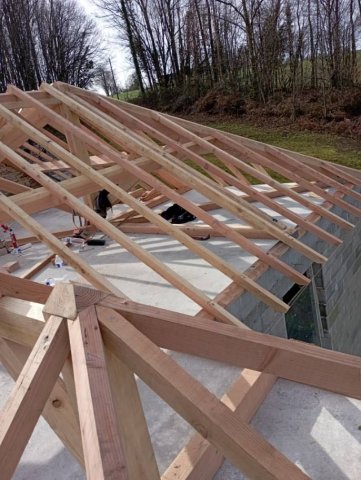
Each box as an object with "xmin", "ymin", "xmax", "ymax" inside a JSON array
[{"xmin": 94, "ymin": 190, "xmax": 112, "ymax": 218}]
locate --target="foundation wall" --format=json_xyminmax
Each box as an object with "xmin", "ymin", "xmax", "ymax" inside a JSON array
[{"xmin": 229, "ymin": 191, "xmax": 361, "ymax": 356}]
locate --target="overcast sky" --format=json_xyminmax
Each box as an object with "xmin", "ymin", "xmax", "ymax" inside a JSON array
[{"xmin": 75, "ymin": 0, "xmax": 132, "ymax": 87}]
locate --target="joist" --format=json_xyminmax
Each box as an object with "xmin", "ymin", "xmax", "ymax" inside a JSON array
[
  {"xmin": 104, "ymin": 95, "xmax": 355, "ymax": 224},
  {"xmin": 129, "ymin": 102, "xmax": 357, "ymax": 227},
  {"xmin": 168, "ymin": 111, "xmax": 361, "ymax": 192}
]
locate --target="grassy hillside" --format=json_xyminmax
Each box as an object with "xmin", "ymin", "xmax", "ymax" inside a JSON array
[{"xmin": 210, "ymin": 121, "xmax": 361, "ymax": 170}]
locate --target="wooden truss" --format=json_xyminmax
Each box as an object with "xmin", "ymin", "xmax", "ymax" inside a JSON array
[
  {"xmin": 0, "ymin": 83, "xmax": 361, "ymax": 478},
  {"xmin": 1, "ymin": 275, "xmax": 361, "ymax": 480}
]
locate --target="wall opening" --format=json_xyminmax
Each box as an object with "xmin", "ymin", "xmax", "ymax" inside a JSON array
[{"xmin": 283, "ymin": 265, "xmax": 324, "ymax": 346}]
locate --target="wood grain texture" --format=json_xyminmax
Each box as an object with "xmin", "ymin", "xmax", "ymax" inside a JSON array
[
  {"xmin": 68, "ymin": 306, "xmax": 128, "ymax": 480},
  {"xmin": 0, "ymin": 316, "xmax": 69, "ymax": 479},
  {"xmin": 97, "ymin": 306, "xmax": 309, "ymax": 480}
]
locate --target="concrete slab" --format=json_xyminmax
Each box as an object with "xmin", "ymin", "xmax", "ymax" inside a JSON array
[
  {"xmin": 1, "ymin": 185, "xmax": 355, "ymax": 480},
  {"xmin": 2, "ymin": 366, "xmax": 360, "ymax": 480}
]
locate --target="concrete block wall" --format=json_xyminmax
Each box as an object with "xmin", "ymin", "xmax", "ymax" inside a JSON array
[
  {"xmin": 321, "ymin": 213, "xmax": 361, "ymax": 356},
  {"xmin": 228, "ymin": 189, "xmax": 361, "ymax": 355}
]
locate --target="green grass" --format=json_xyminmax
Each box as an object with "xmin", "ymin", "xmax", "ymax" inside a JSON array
[
  {"xmin": 114, "ymin": 89, "xmax": 140, "ymax": 101},
  {"xmin": 210, "ymin": 121, "xmax": 361, "ymax": 170}
]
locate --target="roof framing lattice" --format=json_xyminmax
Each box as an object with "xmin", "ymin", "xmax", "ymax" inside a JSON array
[{"xmin": 0, "ymin": 82, "xmax": 361, "ymax": 479}]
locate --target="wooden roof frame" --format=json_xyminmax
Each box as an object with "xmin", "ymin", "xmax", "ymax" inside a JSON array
[
  {"xmin": 1, "ymin": 275, "xmax": 361, "ymax": 480},
  {"xmin": 0, "ymin": 83, "xmax": 361, "ymax": 478}
]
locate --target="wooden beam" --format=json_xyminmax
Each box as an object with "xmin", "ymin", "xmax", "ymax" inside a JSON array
[
  {"xmin": 10, "ymin": 86, "xmax": 310, "ymax": 285},
  {"xmin": 0, "ymin": 177, "xmax": 32, "ymax": 194},
  {"xmin": 162, "ymin": 370, "xmax": 276, "ymax": 480},
  {"xmin": 68, "ymin": 306, "xmax": 128, "ymax": 480},
  {"xmin": 0, "ymin": 272, "xmax": 51, "ymax": 303},
  {"xmin": 105, "ymin": 349, "xmax": 160, "ymax": 480},
  {"xmin": 118, "ymin": 223, "xmax": 274, "ymax": 238},
  {"xmin": 164, "ymin": 112, "xmax": 361, "ymax": 189},
  {"xmin": 97, "ymin": 306, "xmax": 309, "ymax": 480},
  {"xmin": 93, "ymin": 93, "xmax": 346, "ymax": 243},
  {"xmin": 0, "ymin": 160, "xmax": 154, "ymax": 223},
  {"xmin": 0, "ymin": 338, "xmax": 84, "ymax": 466},
  {"xmin": 0, "ymin": 315, "xmax": 69, "ymax": 480},
  {"xmin": 57, "ymin": 104, "xmax": 94, "ymax": 207},
  {"xmin": 0, "ymin": 90, "xmax": 60, "ymax": 109},
  {"xmin": 0, "ymin": 193, "xmax": 126, "ymax": 298},
  {"xmin": 113, "ymin": 303, "xmax": 361, "ymax": 400},
  {"xmin": 41, "ymin": 83, "xmax": 327, "ymax": 264},
  {"xmin": 0, "ymin": 148, "xmax": 250, "ymax": 325},
  {"xmin": 20, "ymin": 253, "xmax": 56, "ymax": 279},
  {"xmin": 0, "ymin": 127, "xmax": 289, "ymax": 313}
]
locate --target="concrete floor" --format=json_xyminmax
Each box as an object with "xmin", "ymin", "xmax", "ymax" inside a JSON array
[
  {"xmin": 1, "ymin": 186, "xmax": 359, "ymax": 479},
  {"xmin": 1, "ymin": 368, "xmax": 360, "ymax": 480}
]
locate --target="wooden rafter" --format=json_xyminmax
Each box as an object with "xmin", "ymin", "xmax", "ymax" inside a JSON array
[{"xmin": 0, "ymin": 82, "xmax": 361, "ymax": 479}]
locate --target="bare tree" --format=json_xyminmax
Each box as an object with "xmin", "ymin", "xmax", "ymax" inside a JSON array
[{"xmin": 0, "ymin": 0, "xmax": 103, "ymax": 93}]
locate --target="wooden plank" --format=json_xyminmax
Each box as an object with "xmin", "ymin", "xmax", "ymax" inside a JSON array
[
  {"xmin": 93, "ymin": 94, "xmax": 346, "ymax": 243},
  {"xmin": 141, "ymin": 104, "xmax": 357, "ymax": 228},
  {"xmin": 97, "ymin": 306, "xmax": 309, "ymax": 480},
  {"xmin": 12, "ymin": 87, "xmax": 310, "ymax": 285},
  {"xmin": 0, "ymin": 271, "xmax": 51, "ymax": 303},
  {"xmin": 68, "ymin": 306, "xmax": 128, "ymax": 480},
  {"xmin": 0, "ymin": 177, "xmax": 32, "ymax": 194},
  {"xmin": 0, "ymin": 193, "xmax": 126, "ymax": 298},
  {"xmin": 118, "ymin": 223, "xmax": 274, "ymax": 238},
  {"xmin": 162, "ymin": 370, "xmax": 276, "ymax": 480},
  {"xmin": 0, "ymin": 135, "xmax": 253, "ymax": 325},
  {"xmin": 0, "ymin": 338, "xmax": 84, "ymax": 466},
  {"xmin": 0, "ymin": 315, "xmax": 69, "ymax": 480},
  {"xmin": 41, "ymin": 83, "xmax": 327, "ymax": 264},
  {"xmin": 114, "ymin": 303, "xmax": 361, "ymax": 400},
  {"xmin": 0, "ymin": 90, "xmax": 60, "ymax": 109},
  {"xmin": 20, "ymin": 253, "xmax": 56, "ymax": 279},
  {"xmin": 105, "ymin": 349, "xmax": 160, "ymax": 480},
  {"xmin": 0, "ymin": 160, "xmax": 154, "ymax": 223},
  {"xmin": 0, "ymin": 127, "xmax": 289, "ymax": 313}
]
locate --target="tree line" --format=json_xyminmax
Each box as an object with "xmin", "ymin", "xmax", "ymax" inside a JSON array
[
  {"xmin": 0, "ymin": 0, "xmax": 105, "ymax": 93},
  {"xmin": 96, "ymin": 0, "xmax": 361, "ymax": 106}
]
